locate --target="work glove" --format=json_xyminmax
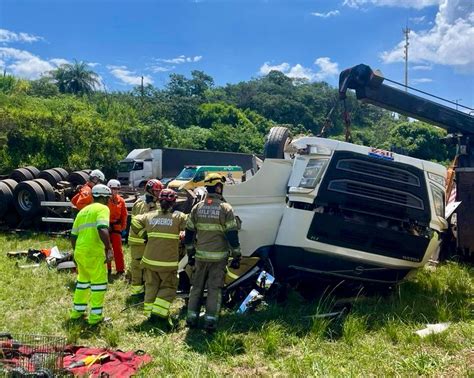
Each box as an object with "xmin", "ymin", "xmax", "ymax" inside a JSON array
[
  {"xmin": 186, "ymin": 246, "xmax": 196, "ymax": 267},
  {"xmin": 188, "ymin": 255, "xmax": 196, "ymax": 267},
  {"xmin": 229, "ymin": 256, "xmax": 241, "ymax": 270}
]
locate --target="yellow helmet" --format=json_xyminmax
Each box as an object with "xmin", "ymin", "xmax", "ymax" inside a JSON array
[{"xmin": 204, "ymin": 173, "xmax": 226, "ymax": 187}]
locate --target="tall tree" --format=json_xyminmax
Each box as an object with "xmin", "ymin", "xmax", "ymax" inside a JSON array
[{"xmin": 50, "ymin": 60, "xmax": 100, "ymax": 95}]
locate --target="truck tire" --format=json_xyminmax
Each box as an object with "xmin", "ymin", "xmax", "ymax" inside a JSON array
[
  {"xmin": 0, "ymin": 182, "xmax": 14, "ymax": 217},
  {"xmin": 38, "ymin": 169, "xmax": 62, "ymax": 188},
  {"xmin": 33, "ymin": 179, "xmax": 56, "ymax": 201},
  {"xmin": 24, "ymin": 166, "xmax": 40, "ymax": 179},
  {"xmin": 10, "ymin": 168, "xmax": 34, "ymax": 182},
  {"xmin": 51, "ymin": 167, "xmax": 69, "ymax": 181},
  {"xmin": 1, "ymin": 179, "xmax": 18, "ymax": 192},
  {"xmin": 13, "ymin": 181, "xmax": 46, "ymax": 218},
  {"xmin": 67, "ymin": 171, "xmax": 89, "ymax": 186},
  {"xmin": 263, "ymin": 126, "xmax": 290, "ymax": 159}
]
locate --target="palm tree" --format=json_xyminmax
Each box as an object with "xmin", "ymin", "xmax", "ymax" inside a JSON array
[{"xmin": 50, "ymin": 60, "xmax": 100, "ymax": 95}]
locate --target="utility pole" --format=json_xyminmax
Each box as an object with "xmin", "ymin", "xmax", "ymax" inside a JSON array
[
  {"xmin": 402, "ymin": 25, "xmax": 410, "ymax": 92},
  {"xmin": 140, "ymin": 76, "xmax": 144, "ymax": 98}
]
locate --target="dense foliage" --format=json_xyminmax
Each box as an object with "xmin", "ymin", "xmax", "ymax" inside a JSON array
[{"xmin": 0, "ymin": 66, "xmax": 454, "ymax": 175}]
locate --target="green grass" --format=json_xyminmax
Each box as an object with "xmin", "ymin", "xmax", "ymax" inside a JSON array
[{"xmin": 0, "ymin": 233, "xmax": 473, "ymax": 376}]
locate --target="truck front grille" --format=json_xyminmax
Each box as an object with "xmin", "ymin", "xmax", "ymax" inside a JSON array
[
  {"xmin": 336, "ymin": 159, "xmax": 420, "ymax": 186},
  {"xmin": 328, "ymin": 179, "xmax": 424, "ymax": 210}
]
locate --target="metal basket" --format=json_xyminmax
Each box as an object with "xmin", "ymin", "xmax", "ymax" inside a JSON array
[{"xmin": 0, "ymin": 332, "xmax": 66, "ymax": 377}]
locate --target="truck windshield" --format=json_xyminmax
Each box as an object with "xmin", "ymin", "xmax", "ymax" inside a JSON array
[
  {"xmin": 118, "ymin": 161, "xmax": 135, "ymax": 172},
  {"xmin": 176, "ymin": 167, "xmax": 197, "ymax": 180}
]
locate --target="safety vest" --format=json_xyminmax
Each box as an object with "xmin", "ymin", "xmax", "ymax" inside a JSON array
[
  {"xmin": 71, "ymin": 202, "xmax": 110, "ymax": 258},
  {"xmin": 131, "ymin": 209, "xmax": 187, "ymax": 271},
  {"xmin": 108, "ymin": 194, "xmax": 128, "ymax": 232},
  {"xmin": 186, "ymin": 193, "xmax": 238, "ymax": 262}
]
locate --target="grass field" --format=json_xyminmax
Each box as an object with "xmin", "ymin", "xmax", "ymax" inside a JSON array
[{"xmin": 0, "ymin": 232, "xmax": 472, "ymax": 376}]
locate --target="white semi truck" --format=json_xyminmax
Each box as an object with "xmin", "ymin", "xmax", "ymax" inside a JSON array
[{"xmin": 117, "ymin": 148, "xmax": 259, "ymax": 188}]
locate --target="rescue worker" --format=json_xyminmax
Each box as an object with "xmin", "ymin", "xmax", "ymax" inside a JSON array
[
  {"xmin": 184, "ymin": 173, "xmax": 241, "ymax": 332},
  {"xmin": 131, "ymin": 189, "xmax": 187, "ymax": 329},
  {"xmin": 128, "ymin": 179, "xmax": 163, "ymax": 296},
  {"xmin": 69, "ymin": 184, "xmax": 113, "ymax": 325},
  {"xmin": 71, "ymin": 169, "xmax": 106, "ymax": 210},
  {"xmin": 106, "ymin": 179, "xmax": 128, "ymax": 276}
]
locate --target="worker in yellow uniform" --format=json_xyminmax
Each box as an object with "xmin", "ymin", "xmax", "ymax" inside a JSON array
[
  {"xmin": 128, "ymin": 179, "xmax": 163, "ymax": 297},
  {"xmin": 69, "ymin": 184, "xmax": 113, "ymax": 325},
  {"xmin": 184, "ymin": 173, "xmax": 241, "ymax": 332},
  {"xmin": 130, "ymin": 188, "xmax": 187, "ymax": 329}
]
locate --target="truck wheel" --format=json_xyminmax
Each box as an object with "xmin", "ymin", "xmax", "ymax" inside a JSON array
[
  {"xmin": 24, "ymin": 166, "xmax": 40, "ymax": 179},
  {"xmin": 263, "ymin": 126, "xmax": 290, "ymax": 159},
  {"xmin": 10, "ymin": 168, "xmax": 34, "ymax": 182},
  {"xmin": 33, "ymin": 179, "xmax": 56, "ymax": 201},
  {"xmin": 38, "ymin": 169, "xmax": 62, "ymax": 188},
  {"xmin": 51, "ymin": 167, "xmax": 69, "ymax": 181},
  {"xmin": 67, "ymin": 171, "xmax": 89, "ymax": 186},
  {"xmin": 14, "ymin": 181, "xmax": 46, "ymax": 218},
  {"xmin": 1, "ymin": 179, "xmax": 18, "ymax": 192},
  {"xmin": 0, "ymin": 182, "xmax": 14, "ymax": 217}
]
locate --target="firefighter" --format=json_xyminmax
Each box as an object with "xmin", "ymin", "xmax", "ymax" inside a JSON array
[
  {"xmin": 128, "ymin": 179, "xmax": 163, "ymax": 296},
  {"xmin": 130, "ymin": 189, "xmax": 187, "ymax": 329},
  {"xmin": 69, "ymin": 184, "xmax": 113, "ymax": 325},
  {"xmin": 184, "ymin": 173, "xmax": 241, "ymax": 332},
  {"xmin": 106, "ymin": 179, "xmax": 128, "ymax": 276},
  {"xmin": 71, "ymin": 169, "xmax": 106, "ymax": 210}
]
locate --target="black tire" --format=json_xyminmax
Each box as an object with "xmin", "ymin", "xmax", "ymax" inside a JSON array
[
  {"xmin": 0, "ymin": 182, "xmax": 14, "ymax": 217},
  {"xmin": 13, "ymin": 181, "xmax": 46, "ymax": 218},
  {"xmin": 51, "ymin": 167, "xmax": 69, "ymax": 181},
  {"xmin": 33, "ymin": 179, "xmax": 56, "ymax": 201},
  {"xmin": 263, "ymin": 126, "xmax": 290, "ymax": 159},
  {"xmin": 38, "ymin": 169, "xmax": 62, "ymax": 188},
  {"xmin": 67, "ymin": 171, "xmax": 89, "ymax": 186},
  {"xmin": 1, "ymin": 179, "xmax": 17, "ymax": 192},
  {"xmin": 24, "ymin": 166, "xmax": 40, "ymax": 179},
  {"xmin": 10, "ymin": 168, "xmax": 34, "ymax": 182}
]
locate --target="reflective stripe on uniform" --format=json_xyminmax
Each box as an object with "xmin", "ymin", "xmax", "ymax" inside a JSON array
[
  {"xmin": 186, "ymin": 218, "xmax": 195, "ymax": 231},
  {"xmin": 137, "ymin": 229, "xmax": 146, "ymax": 237},
  {"xmin": 195, "ymin": 223, "xmax": 224, "ymax": 232},
  {"xmin": 131, "ymin": 285, "xmax": 144, "ymax": 295},
  {"xmin": 225, "ymin": 219, "xmax": 238, "ymax": 230},
  {"xmin": 76, "ymin": 281, "xmax": 90, "ymax": 290},
  {"xmin": 96, "ymin": 219, "xmax": 109, "ymax": 228},
  {"xmin": 226, "ymin": 267, "xmax": 239, "ymax": 280},
  {"xmin": 148, "ymin": 232, "xmax": 179, "ymax": 240},
  {"xmin": 152, "ymin": 305, "xmax": 168, "ymax": 317},
  {"xmin": 73, "ymin": 303, "xmax": 87, "ymax": 311},
  {"xmin": 90, "ymin": 283, "xmax": 107, "ymax": 291},
  {"xmin": 90, "ymin": 307, "xmax": 103, "ymax": 315},
  {"xmin": 196, "ymin": 250, "xmax": 228, "ymax": 260},
  {"xmin": 128, "ymin": 236, "xmax": 146, "ymax": 244},
  {"xmin": 144, "ymin": 302, "xmax": 153, "ymax": 316},
  {"xmin": 154, "ymin": 297, "xmax": 171, "ymax": 309},
  {"xmin": 131, "ymin": 218, "xmax": 141, "ymax": 229},
  {"xmin": 141, "ymin": 256, "xmax": 178, "ymax": 267}
]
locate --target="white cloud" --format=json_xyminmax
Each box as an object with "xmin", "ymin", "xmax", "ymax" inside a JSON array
[
  {"xmin": 258, "ymin": 57, "xmax": 339, "ymax": 82},
  {"xmin": 410, "ymin": 15, "xmax": 427, "ymax": 24},
  {"xmin": 311, "ymin": 10, "xmax": 340, "ymax": 18},
  {"xmin": 0, "ymin": 29, "xmax": 43, "ymax": 43},
  {"xmin": 314, "ymin": 57, "xmax": 339, "ymax": 80},
  {"xmin": 150, "ymin": 65, "xmax": 174, "ymax": 73},
  {"xmin": 49, "ymin": 58, "xmax": 70, "ymax": 66},
  {"xmin": 0, "ymin": 47, "xmax": 55, "ymax": 78},
  {"xmin": 380, "ymin": 0, "xmax": 474, "ymax": 70},
  {"xmin": 107, "ymin": 65, "xmax": 153, "ymax": 86},
  {"xmin": 412, "ymin": 78, "xmax": 433, "ymax": 83},
  {"xmin": 87, "ymin": 62, "xmax": 100, "ymax": 68},
  {"xmin": 343, "ymin": 0, "xmax": 440, "ymax": 9},
  {"xmin": 158, "ymin": 55, "xmax": 202, "ymax": 64},
  {"xmin": 412, "ymin": 64, "xmax": 433, "ymax": 70}
]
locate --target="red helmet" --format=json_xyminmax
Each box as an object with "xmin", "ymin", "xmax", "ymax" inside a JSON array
[
  {"xmin": 159, "ymin": 188, "xmax": 177, "ymax": 202},
  {"xmin": 145, "ymin": 179, "xmax": 164, "ymax": 195}
]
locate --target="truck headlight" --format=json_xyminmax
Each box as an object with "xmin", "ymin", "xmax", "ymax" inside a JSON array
[{"xmin": 299, "ymin": 159, "xmax": 328, "ymax": 188}]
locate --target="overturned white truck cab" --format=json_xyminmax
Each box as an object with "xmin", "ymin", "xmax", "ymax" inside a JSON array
[{"xmin": 222, "ymin": 128, "xmax": 447, "ymax": 285}]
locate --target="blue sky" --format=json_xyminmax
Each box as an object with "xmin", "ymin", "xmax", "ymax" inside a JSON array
[{"xmin": 1, "ymin": 0, "xmax": 473, "ymax": 110}]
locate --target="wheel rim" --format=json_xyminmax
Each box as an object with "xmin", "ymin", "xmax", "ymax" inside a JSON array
[{"xmin": 18, "ymin": 189, "xmax": 33, "ymax": 211}]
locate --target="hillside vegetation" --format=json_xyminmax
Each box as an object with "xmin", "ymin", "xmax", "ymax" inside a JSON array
[
  {"xmin": 0, "ymin": 233, "xmax": 472, "ymax": 376},
  {"xmin": 0, "ymin": 66, "xmax": 454, "ymax": 177}
]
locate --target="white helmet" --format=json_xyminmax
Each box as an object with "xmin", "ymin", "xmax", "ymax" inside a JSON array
[
  {"xmin": 107, "ymin": 179, "xmax": 121, "ymax": 189},
  {"xmin": 92, "ymin": 184, "xmax": 112, "ymax": 197},
  {"xmin": 89, "ymin": 169, "xmax": 105, "ymax": 183}
]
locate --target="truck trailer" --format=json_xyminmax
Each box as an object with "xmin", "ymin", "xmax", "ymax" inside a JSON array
[{"xmin": 117, "ymin": 148, "xmax": 259, "ymax": 188}]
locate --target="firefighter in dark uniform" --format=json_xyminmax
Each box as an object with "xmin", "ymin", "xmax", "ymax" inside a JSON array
[
  {"xmin": 184, "ymin": 173, "xmax": 241, "ymax": 332},
  {"xmin": 130, "ymin": 188, "xmax": 186, "ymax": 329}
]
